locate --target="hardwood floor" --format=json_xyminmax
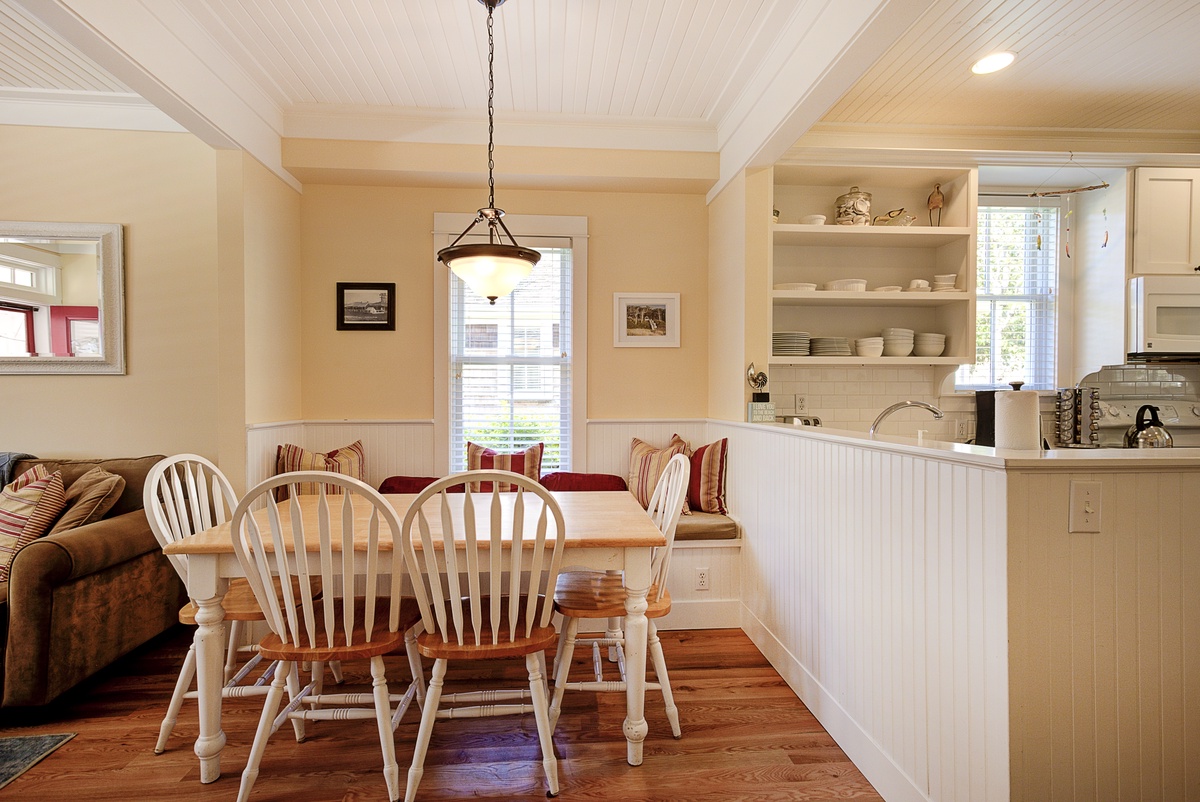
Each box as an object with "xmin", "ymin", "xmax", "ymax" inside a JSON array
[{"xmin": 0, "ymin": 626, "xmax": 882, "ymax": 801}]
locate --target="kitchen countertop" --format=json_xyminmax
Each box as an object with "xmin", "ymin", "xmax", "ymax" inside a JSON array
[{"xmin": 748, "ymin": 420, "xmax": 1200, "ymax": 470}]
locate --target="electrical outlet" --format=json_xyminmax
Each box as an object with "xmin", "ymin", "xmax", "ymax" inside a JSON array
[
  {"xmin": 1069, "ymin": 481, "xmax": 1102, "ymax": 533},
  {"xmin": 956, "ymin": 419, "xmax": 969, "ymax": 439},
  {"xmin": 695, "ymin": 567, "xmax": 711, "ymax": 591},
  {"xmin": 795, "ymin": 394, "xmax": 807, "ymax": 412}
]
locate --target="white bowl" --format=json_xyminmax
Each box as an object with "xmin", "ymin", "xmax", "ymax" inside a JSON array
[
  {"xmin": 824, "ymin": 278, "xmax": 868, "ymax": 292},
  {"xmin": 881, "ymin": 327, "xmax": 914, "ymax": 337},
  {"xmin": 873, "ymin": 285, "xmax": 903, "ymax": 292},
  {"xmin": 882, "ymin": 342, "xmax": 914, "ymax": 357},
  {"xmin": 799, "ymin": 214, "xmax": 827, "ymax": 225},
  {"xmin": 856, "ymin": 344, "xmax": 885, "ymax": 358},
  {"xmin": 774, "ymin": 282, "xmax": 818, "ymax": 291},
  {"xmin": 934, "ymin": 273, "xmax": 958, "ymax": 283},
  {"xmin": 913, "ymin": 342, "xmax": 945, "ymax": 357}
]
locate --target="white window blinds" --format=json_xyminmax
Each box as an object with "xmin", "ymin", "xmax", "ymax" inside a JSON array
[
  {"xmin": 957, "ymin": 204, "xmax": 1059, "ymax": 390},
  {"xmin": 449, "ymin": 245, "xmax": 573, "ymax": 472}
]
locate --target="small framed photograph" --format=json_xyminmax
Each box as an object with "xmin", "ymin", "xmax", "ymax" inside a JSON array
[
  {"xmin": 613, "ymin": 292, "xmax": 680, "ymax": 347},
  {"xmin": 337, "ymin": 282, "xmax": 396, "ymax": 331}
]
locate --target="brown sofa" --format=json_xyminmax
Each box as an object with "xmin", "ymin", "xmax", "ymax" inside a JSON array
[{"xmin": 0, "ymin": 456, "xmax": 186, "ymax": 707}]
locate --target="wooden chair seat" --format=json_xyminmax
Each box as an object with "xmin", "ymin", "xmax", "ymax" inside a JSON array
[
  {"xmin": 258, "ymin": 597, "xmax": 422, "ymax": 662},
  {"xmin": 553, "ymin": 571, "xmax": 671, "ymax": 620},
  {"xmin": 417, "ymin": 598, "xmax": 558, "ymax": 660},
  {"xmin": 177, "ymin": 578, "xmax": 265, "ymax": 625}
]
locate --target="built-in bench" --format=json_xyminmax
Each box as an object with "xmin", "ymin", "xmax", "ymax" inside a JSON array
[{"xmin": 676, "ymin": 510, "xmax": 739, "ymax": 541}]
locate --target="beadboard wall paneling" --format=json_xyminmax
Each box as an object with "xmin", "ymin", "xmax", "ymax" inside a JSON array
[
  {"xmin": 585, "ymin": 420, "xmax": 710, "ymax": 477},
  {"xmin": 711, "ymin": 420, "xmax": 1010, "ymax": 802},
  {"xmin": 245, "ymin": 420, "xmax": 435, "ymax": 490},
  {"xmin": 1006, "ymin": 468, "xmax": 1200, "ymax": 801}
]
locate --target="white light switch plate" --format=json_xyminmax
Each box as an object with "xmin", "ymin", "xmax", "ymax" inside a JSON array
[{"xmin": 1068, "ymin": 480, "xmax": 1102, "ymax": 533}]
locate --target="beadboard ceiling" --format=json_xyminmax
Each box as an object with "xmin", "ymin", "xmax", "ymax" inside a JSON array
[{"xmin": 1, "ymin": 0, "xmax": 1198, "ymax": 191}]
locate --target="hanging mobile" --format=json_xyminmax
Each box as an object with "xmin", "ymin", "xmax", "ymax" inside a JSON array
[
  {"xmin": 1064, "ymin": 196, "xmax": 1072, "ymax": 259},
  {"xmin": 1102, "ymin": 207, "xmax": 1109, "ymax": 248}
]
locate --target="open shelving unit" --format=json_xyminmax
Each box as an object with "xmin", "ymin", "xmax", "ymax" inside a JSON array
[{"xmin": 769, "ymin": 163, "xmax": 978, "ymax": 366}]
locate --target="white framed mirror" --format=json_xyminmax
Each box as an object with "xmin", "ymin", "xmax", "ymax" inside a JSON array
[{"xmin": 0, "ymin": 221, "xmax": 124, "ymax": 374}]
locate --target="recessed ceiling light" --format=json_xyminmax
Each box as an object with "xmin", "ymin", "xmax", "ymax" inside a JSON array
[{"xmin": 971, "ymin": 51, "xmax": 1016, "ymax": 75}]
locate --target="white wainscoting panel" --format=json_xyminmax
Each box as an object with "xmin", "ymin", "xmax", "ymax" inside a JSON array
[
  {"xmin": 710, "ymin": 420, "xmax": 1010, "ymax": 802},
  {"xmin": 245, "ymin": 420, "xmax": 436, "ymax": 490},
  {"xmin": 585, "ymin": 419, "xmax": 710, "ymax": 476}
]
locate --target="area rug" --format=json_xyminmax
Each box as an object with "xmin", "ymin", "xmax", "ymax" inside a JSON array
[{"xmin": 0, "ymin": 733, "xmax": 75, "ymax": 790}]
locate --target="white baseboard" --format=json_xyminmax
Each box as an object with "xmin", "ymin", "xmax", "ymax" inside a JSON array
[{"xmin": 741, "ymin": 608, "xmax": 931, "ymax": 802}]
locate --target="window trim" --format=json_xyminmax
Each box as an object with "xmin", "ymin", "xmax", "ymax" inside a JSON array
[{"xmin": 433, "ymin": 213, "xmax": 588, "ymax": 474}]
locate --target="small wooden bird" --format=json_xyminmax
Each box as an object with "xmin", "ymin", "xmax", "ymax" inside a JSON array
[{"xmin": 928, "ymin": 183, "xmax": 945, "ymax": 226}]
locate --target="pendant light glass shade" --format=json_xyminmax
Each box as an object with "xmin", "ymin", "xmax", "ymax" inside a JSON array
[{"xmin": 438, "ymin": 0, "xmax": 538, "ymax": 305}]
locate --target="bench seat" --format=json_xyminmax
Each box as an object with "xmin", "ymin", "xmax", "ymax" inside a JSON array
[{"xmin": 675, "ymin": 511, "xmax": 738, "ymax": 541}]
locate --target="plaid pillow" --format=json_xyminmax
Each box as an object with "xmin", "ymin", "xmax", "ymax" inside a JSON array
[
  {"xmin": 671, "ymin": 434, "xmax": 729, "ymax": 515},
  {"xmin": 0, "ymin": 466, "xmax": 68, "ymax": 581},
  {"xmin": 274, "ymin": 440, "xmax": 366, "ymax": 500},
  {"xmin": 628, "ymin": 438, "xmax": 687, "ymax": 511},
  {"xmin": 465, "ymin": 442, "xmax": 543, "ymax": 492}
]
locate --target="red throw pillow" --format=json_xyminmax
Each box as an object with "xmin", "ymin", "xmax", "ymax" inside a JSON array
[
  {"xmin": 274, "ymin": 440, "xmax": 366, "ymax": 500},
  {"xmin": 628, "ymin": 438, "xmax": 688, "ymax": 511},
  {"xmin": 670, "ymin": 434, "xmax": 729, "ymax": 515},
  {"xmin": 539, "ymin": 472, "xmax": 628, "ymax": 492},
  {"xmin": 466, "ymin": 442, "xmax": 543, "ymax": 492}
]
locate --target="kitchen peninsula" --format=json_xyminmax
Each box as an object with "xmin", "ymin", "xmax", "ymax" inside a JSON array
[{"xmin": 709, "ymin": 419, "xmax": 1199, "ymax": 802}]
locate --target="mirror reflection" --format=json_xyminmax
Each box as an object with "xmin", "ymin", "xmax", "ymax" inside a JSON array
[{"xmin": 0, "ymin": 222, "xmax": 124, "ymax": 374}]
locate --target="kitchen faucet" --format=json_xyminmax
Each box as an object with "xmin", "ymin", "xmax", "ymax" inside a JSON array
[{"xmin": 869, "ymin": 400, "xmax": 944, "ymax": 437}]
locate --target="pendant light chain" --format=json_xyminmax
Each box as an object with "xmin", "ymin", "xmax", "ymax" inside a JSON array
[{"xmin": 486, "ymin": 2, "xmax": 496, "ymax": 213}]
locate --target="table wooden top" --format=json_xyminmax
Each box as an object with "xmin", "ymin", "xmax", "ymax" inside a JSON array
[{"xmin": 163, "ymin": 490, "xmax": 665, "ymax": 555}]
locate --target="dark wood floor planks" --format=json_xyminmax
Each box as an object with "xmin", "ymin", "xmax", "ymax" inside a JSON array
[{"xmin": 0, "ymin": 626, "xmax": 883, "ymax": 801}]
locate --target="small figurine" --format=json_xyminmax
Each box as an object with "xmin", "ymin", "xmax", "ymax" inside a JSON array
[
  {"xmin": 872, "ymin": 207, "xmax": 908, "ymax": 226},
  {"xmin": 928, "ymin": 183, "xmax": 945, "ymax": 226}
]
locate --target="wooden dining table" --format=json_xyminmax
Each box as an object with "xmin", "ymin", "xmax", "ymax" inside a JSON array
[{"xmin": 162, "ymin": 488, "xmax": 666, "ymax": 783}]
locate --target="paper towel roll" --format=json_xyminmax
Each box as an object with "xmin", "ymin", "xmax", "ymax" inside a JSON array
[{"xmin": 995, "ymin": 389, "xmax": 1041, "ymax": 450}]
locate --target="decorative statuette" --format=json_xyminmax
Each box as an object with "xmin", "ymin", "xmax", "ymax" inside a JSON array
[
  {"xmin": 872, "ymin": 208, "xmax": 915, "ymax": 226},
  {"xmin": 835, "ymin": 186, "xmax": 871, "ymax": 226},
  {"xmin": 927, "ymin": 183, "xmax": 945, "ymax": 226}
]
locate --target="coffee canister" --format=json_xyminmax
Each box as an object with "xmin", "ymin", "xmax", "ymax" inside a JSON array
[{"xmin": 835, "ymin": 186, "xmax": 871, "ymax": 226}]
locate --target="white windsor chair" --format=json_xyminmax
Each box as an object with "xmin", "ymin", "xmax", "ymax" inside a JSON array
[
  {"xmin": 145, "ymin": 454, "xmax": 279, "ymax": 755},
  {"xmin": 399, "ymin": 469, "xmax": 567, "ymax": 801},
  {"xmin": 230, "ymin": 471, "xmax": 424, "ymax": 802},
  {"xmin": 548, "ymin": 451, "xmax": 690, "ymax": 738}
]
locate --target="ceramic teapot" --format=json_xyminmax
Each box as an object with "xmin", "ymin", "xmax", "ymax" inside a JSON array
[{"xmin": 1124, "ymin": 404, "xmax": 1174, "ymax": 448}]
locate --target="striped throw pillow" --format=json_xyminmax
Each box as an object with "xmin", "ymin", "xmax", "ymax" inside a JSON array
[
  {"xmin": 465, "ymin": 442, "xmax": 543, "ymax": 492},
  {"xmin": 628, "ymin": 438, "xmax": 687, "ymax": 511},
  {"xmin": 0, "ymin": 466, "xmax": 68, "ymax": 581},
  {"xmin": 671, "ymin": 434, "xmax": 729, "ymax": 515},
  {"xmin": 274, "ymin": 440, "xmax": 366, "ymax": 500}
]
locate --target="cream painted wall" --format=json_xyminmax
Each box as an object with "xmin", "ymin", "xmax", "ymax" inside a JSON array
[
  {"xmin": 298, "ymin": 184, "xmax": 708, "ymax": 421},
  {"xmin": 242, "ymin": 155, "xmax": 303, "ymax": 424},
  {"xmin": 0, "ymin": 125, "xmax": 222, "ymax": 459},
  {"xmin": 1073, "ymin": 170, "xmax": 1128, "ymax": 382},
  {"xmin": 707, "ymin": 172, "xmax": 748, "ymax": 421},
  {"xmin": 60, "ymin": 252, "xmax": 99, "ymax": 305}
]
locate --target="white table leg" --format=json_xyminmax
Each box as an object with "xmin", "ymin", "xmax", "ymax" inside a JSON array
[
  {"xmin": 188, "ymin": 556, "xmax": 228, "ymax": 783},
  {"xmin": 621, "ymin": 546, "xmax": 653, "ymax": 766}
]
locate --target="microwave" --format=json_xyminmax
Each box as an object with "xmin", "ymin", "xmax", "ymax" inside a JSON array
[{"xmin": 1128, "ymin": 275, "xmax": 1200, "ymax": 357}]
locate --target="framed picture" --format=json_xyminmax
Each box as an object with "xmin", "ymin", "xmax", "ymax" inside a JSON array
[
  {"xmin": 337, "ymin": 282, "xmax": 396, "ymax": 331},
  {"xmin": 613, "ymin": 292, "xmax": 680, "ymax": 347}
]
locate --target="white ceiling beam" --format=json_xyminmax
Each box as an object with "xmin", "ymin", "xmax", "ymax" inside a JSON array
[
  {"xmin": 15, "ymin": 0, "xmax": 298, "ymax": 190},
  {"xmin": 710, "ymin": 0, "xmax": 936, "ymax": 202}
]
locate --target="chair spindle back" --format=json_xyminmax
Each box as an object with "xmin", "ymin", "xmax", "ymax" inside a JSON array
[
  {"xmin": 145, "ymin": 454, "xmax": 239, "ymax": 587},
  {"xmin": 646, "ymin": 453, "xmax": 690, "ymax": 601},
  {"xmin": 401, "ymin": 470, "xmax": 566, "ymax": 647}
]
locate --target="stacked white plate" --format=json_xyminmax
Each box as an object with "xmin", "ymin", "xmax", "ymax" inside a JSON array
[
  {"xmin": 881, "ymin": 327, "xmax": 914, "ymax": 356},
  {"xmin": 810, "ymin": 336, "xmax": 852, "ymax": 356},
  {"xmin": 772, "ymin": 330, "xmax": 811, "ymax": 356},
  {"xmin": 823, "ymin": 278, "xmax": 868, "ymax": 292},
  {"xmin": 855, "ymin": 336, "xmax": 884, "ymax": 358},
  {"xmin": 932, "ymin": 273, "xmax": 958, "ymax": 292},
  {"xmin": 774, "ymin": 282, "xmax": 818, "ymax": 291},
  {"xmin": 913, "ymin": 332, "xmax": 946, "ymax": 356}
]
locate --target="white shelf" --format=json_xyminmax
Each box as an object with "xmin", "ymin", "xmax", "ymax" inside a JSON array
[
  {"xmin": 768, "ymin": 356, "xmax": 963, "ymax": 366},
  {"xmin": 772, "ymin": 290, "xmax": 968, "ymax": 306},
  {"xmin": 773, "ymin": 225, "xmax": 973, "ymax": 248}
]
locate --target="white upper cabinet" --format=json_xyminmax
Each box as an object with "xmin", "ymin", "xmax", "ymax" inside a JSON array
[{"xmin": 1133, "ymin": 168, "xmax": 1200, "ymax": 274}]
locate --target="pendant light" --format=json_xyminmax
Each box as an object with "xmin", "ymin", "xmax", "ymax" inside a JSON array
[{"xmin": 437, "ymin": 0, "xmax": 540, "ymax": 305}]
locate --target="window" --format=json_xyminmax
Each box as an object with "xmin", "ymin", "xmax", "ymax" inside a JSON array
[
  {"xmin": 450, "ymin": 248, "xmax": 572, "ymax": 470},
  {"xmin": 957, "ymin": 203, "xmax": 1059, "ymax": 390},
  {"xmin": 0, "ymin": 303, "xmax": 35, "ymax": 356}
]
